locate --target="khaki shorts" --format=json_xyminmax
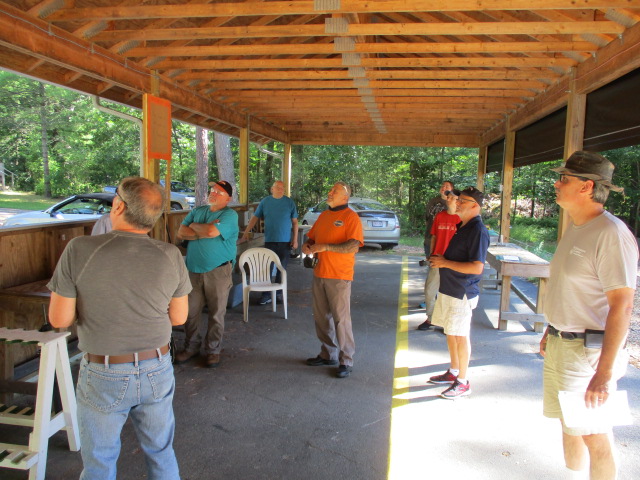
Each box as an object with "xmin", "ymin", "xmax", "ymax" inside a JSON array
[
  {"xmin": 543, "ymin": 334, "xmax": 628, "ymax": 436},
  {"xmin": 430, "ymin": 293, "xmax": 478, "ymax": 336}
]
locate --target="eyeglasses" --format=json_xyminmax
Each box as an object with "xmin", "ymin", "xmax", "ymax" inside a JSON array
[
  {"xmin": 209, "ymin": 188, "xmax": 228, "ymax": 197},
  {"xmin": 559, "ymin": 174, "xmax": 588, "ymax": 184},
  {"xmin": 115, "ymin": 187, "xmax": 128, "ymax": 207},
  {"xmin": 456, "ymin": 197, "xmax": 477, "ymax": 205}
]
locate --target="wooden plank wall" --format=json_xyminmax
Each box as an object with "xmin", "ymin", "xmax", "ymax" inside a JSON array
[{"xmin": 0, "ymin": 206, "xmax": 255, "ymax": 370}]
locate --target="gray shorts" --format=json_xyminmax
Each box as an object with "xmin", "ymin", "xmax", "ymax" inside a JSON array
[{"xmin": 543, "ymin": 334, "xmax": 628, "ymax": 436}]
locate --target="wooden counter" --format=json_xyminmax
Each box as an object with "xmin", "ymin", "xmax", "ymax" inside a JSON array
[{"xmin": 486, "ymin": 243, "xmax": 550, "ymax": 332}]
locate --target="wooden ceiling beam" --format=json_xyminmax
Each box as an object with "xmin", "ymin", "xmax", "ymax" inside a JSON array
[
  {"xmin": 235, "ymin": 100, "xmax": 517, "ymax": 111},
  {"xmin": 109, "ymin": 21, "xmax": 623, "ymax": 43},
  {"xmin": 203, "ymin": 79, "xmax": 546, "ymax": 90},
  {"xmin": 47, "ymin": 2, "xmax": 638, "ymax": 22},
  {"xmin": 117, "ymin": 40, "xmax": 599, "ymax": 57},
  {"xmin": 485, "ymin": 17, "xmax": 640, "ymax": 144},
  {"xmin": 575, "ymin": 18, "xmax": 640, "ymax": 92},
  {"xmin": 213, "ymin": 88, "xmax": 534, "ymax": 98},
  {"xmin": 256, "ymin": 109, "xmax": 504, "ymax": 118},
  {"xmin": 151, "ymin": 57, "xmax": 576, "ymax": 69},
  {"xmin": 0, "ymin": 3, "xmax": 287, "ymax": 143},
  {"xmin": 178, "ymin": 68, "xmax": 560, "ymax": 81},
  {"xmin": 288, "ymin": 131, "xmax": 480, "ymax": 147}
]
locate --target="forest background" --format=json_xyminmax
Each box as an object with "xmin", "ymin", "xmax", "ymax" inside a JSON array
[{"xmin": 1, "ymin": 69, "xmax": 640, "ymax": 260}]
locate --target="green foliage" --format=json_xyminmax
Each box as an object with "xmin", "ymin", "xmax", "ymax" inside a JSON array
[
  {"xmin": 399, "ymin": 235, "xmax": 425, "ymax": 248},
  {"xmin": 2, "ymin": 67, "xmax": 638, "ymax": 239},
  {"xmin": 599, "ymin": 145, "xmax": 640, "ymax": 233},
  {"xmin": 0, "ymin": 71, "xmax": 140, "ymax": 196},
  {"xmin": 289, "ymin": 145, "xmax": 478, "ymax": 235}
]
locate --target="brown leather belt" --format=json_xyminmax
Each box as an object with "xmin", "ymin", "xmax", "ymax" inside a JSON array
[{"xmin": 86, "ymin": 344, "xmax": 170, "ymax": 365}]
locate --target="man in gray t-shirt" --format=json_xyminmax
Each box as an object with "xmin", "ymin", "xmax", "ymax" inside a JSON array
[
  {"xmin": 540, "ymin": 152, "xmax": 638, "ymax": 478},
  {"xmin": 48, "ymin": 177, "xmax": 191, "ymax": 479}
]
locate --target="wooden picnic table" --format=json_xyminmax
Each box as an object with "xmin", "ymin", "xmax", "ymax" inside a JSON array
[{"xmin": 485, "ymin": 243, "xmax": 550, "ymax": 332}]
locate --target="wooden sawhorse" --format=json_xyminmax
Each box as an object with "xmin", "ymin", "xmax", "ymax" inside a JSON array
[{"xmin": 0, "ymin": 328, "xmax": 80, "ymax": 480}]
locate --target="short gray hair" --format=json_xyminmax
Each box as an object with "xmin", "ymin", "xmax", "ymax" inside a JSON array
[
  {"xmin": 118, "ymin": 177, "xmax": 165, "ymax": 230},
  {"xmin": 335, "ymin": 181, "xmax": 351, "ymax": 197},
  {"xmin": 591, "ymin": 181, "xmax": 610, "ymax": 205}
]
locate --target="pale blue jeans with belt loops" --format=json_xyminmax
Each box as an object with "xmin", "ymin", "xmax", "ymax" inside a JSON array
[{"xmin": 76, "ymin": 351, "xmax": 180, "ymax": 480}]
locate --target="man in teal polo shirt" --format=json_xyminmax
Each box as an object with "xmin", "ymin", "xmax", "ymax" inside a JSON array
[
  {"xmin": 241, "ymin": 180, "xmax": 299, "ymax": 304},
  {"xmin": 175, "ymin": 180, "xmax": 239, "ymax": 368}
]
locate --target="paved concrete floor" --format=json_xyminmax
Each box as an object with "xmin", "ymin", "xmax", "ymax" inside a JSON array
[{"xmin": 1, "ymin": 252, "xmax": 639, "ymax": 479}]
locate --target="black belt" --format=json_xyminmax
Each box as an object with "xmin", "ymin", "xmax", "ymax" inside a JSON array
[
  {"xmin": 86, "ymin": 344, "xmax": 170, "ymax": 364},
  {"xmin": 548, "ymin": 325, "xmax": 585, "ymax": 340},
  {"xmin": 216, "ymin": 261, "xmax": 231, "ymax": 269}
]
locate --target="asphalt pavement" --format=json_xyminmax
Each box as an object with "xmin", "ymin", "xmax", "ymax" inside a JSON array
[{"xmin": 1, "ymin": 252, "xmax": 638, "ymax": 480}]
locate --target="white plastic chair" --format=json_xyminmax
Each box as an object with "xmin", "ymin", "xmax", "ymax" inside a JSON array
[{"xmin": 238, "ymin": 247, "xmax": 288, "ymax": 322}]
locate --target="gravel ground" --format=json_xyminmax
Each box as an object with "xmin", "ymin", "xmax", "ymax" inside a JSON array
[{"xmin": 367, "ymin": 244, "xmax": 640, "ymax": 369}]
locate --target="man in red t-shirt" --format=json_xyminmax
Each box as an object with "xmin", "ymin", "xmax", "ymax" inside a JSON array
[
  {"xmin": 417, "ymin": 189, "xmax": 459, "ymax": 330},
  {"xmin": 302, "ymin": 182, "xmax": 364, "ymax": 379}
]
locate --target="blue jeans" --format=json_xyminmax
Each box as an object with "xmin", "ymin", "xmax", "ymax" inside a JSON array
[
  {"xmin": 264, "ymin": 241, "xmax": 290, "ymax": 292},
  {"xmin": 76, "ymin": 352, "xmax": 180, "ymax": 480}
]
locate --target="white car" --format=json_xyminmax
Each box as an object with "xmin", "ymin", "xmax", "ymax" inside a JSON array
[
  {"xmin": 302, "ymin": 197, "xmax": 400, "ymax": 249},
  {"xmin": 3, "ymin": 193, "xmax": 115, "ymax": 226},
  {"xmin": 104, "ymin": 181, "xmax": 195, "ymax": 210}
]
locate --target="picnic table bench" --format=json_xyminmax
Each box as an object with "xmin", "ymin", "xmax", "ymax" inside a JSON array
[{"xmin": 485, "ymin": 243, "xmax": 550, "ymax": 333}]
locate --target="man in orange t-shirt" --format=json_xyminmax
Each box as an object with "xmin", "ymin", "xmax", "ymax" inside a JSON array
[{"xmin": 302, "ymin": 182, "xmax": 364, "ymax": 379}]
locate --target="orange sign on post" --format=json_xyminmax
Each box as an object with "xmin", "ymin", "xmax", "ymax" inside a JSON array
[{"xmin": 142, "ymin": 94, "xmax": 172, "ymax": 182}]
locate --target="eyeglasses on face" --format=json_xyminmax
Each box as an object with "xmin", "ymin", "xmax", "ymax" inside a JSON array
[
  {"xmin": 115, "ymin": 187, "xmax": 128, "ymax": 207},
  {"xmin": 558, "ymin": 174, "xmax": 588, "ymax": 184},
  {"xmin": 456, "ymin": 197, "xmax": 477, "ymax": 205},
  {"xmin": 209, "ymin": 188, "xmax": 228, "ymax": 197}
]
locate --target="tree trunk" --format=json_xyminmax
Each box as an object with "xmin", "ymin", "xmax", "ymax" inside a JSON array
[
  {"xmin": 264, "ymin": 141, "xmax": 275, "ymax": 182},
  {"xmin": 38, "ymin": 83, "xmax": 51, "ymax": 198},
  {"xmin": 195, "ymin": 126, "xmax": 209, "ymax": 207},
  {"xmin": 291, "ymin": 144, "xmax": 304, "ymax": 195},
  {"xmin": 530, "ymin": 179, "xmax": 536, "ymax": 218},
  {"xmin": 214, "ymin": 131, "xmax": 237, "ymax": 203},
  {"xmin": 172, "ymin": 124, "xmax": 185, "ymax": 183}
]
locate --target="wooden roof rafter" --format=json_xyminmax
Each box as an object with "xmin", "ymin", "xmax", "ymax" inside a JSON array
[{"xmin": 0, "ymin": 1, "xmax": 639, "ymax": 147}]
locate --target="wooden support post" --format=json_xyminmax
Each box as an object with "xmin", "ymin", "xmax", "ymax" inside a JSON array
[
  {"xmin": 500, "ymin": 128, "xmax": 515, "ymax": 243},
  {"xmin": 142, "ymin": 94, "xmax": 172, "ymax": 241},
  {"xmin": 283, "ymin": 143, "xmax": 292, "ymax": 197},
  {"xmin": 239, "ymin": 124, "xmax": 249, "ymax": 205},
  {"xmin": 477, "ymin": 145, "xmax": 487, "ymax": 192},
  {"xmin": 498, "ymin": 275, "xmax": 512, "ymax": 331},
  {"xmin": 559, "ymin": 71, "xmax": 586, "ymax": 239}
]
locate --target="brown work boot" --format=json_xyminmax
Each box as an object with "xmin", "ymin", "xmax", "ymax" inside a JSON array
[
  {"xmin": 174, "ymin": 350, "xmax": 198, "ymax": 364},
  {"xmin": 205, "ymin": 353, "xmax": 221, "ymax": 368}
]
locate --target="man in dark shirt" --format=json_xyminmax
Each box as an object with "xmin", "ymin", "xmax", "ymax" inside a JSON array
[{"xmin": 427, "ymin": 186, "xmax": 490, "ymax": 399}]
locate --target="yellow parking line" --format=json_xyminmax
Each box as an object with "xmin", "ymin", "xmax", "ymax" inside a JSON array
[{"xmin": 387, "ymin": 256, "xmax": 410, "ymax": 479}]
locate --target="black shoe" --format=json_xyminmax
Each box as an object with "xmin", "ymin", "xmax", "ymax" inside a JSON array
[
  {"xmin": 336, "ymin": 365, "xmax": 352, "ymax": 378},
  {"xmin": 417, "ymin": 319, "xmax": 433, "ymax": 331},
  {"xmin": 306, "ymin": 355, "xmax": 338, "ymax": 366},
  {"xmin": 257, "ymin": 295, "xmax": 272, "ymax": 305}
]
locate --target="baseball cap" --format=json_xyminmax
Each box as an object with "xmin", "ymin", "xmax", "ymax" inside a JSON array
[
  {"xmin": 550, "ymin": 151, "xmax": 623, "ymax": 193},
  {"xmin": 208, "ymin": 180, "xmax": 233, "ymax": 197},
  {"xmin": 459, "ymin": 186, "xmax": 485, "ymax": 206}
]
